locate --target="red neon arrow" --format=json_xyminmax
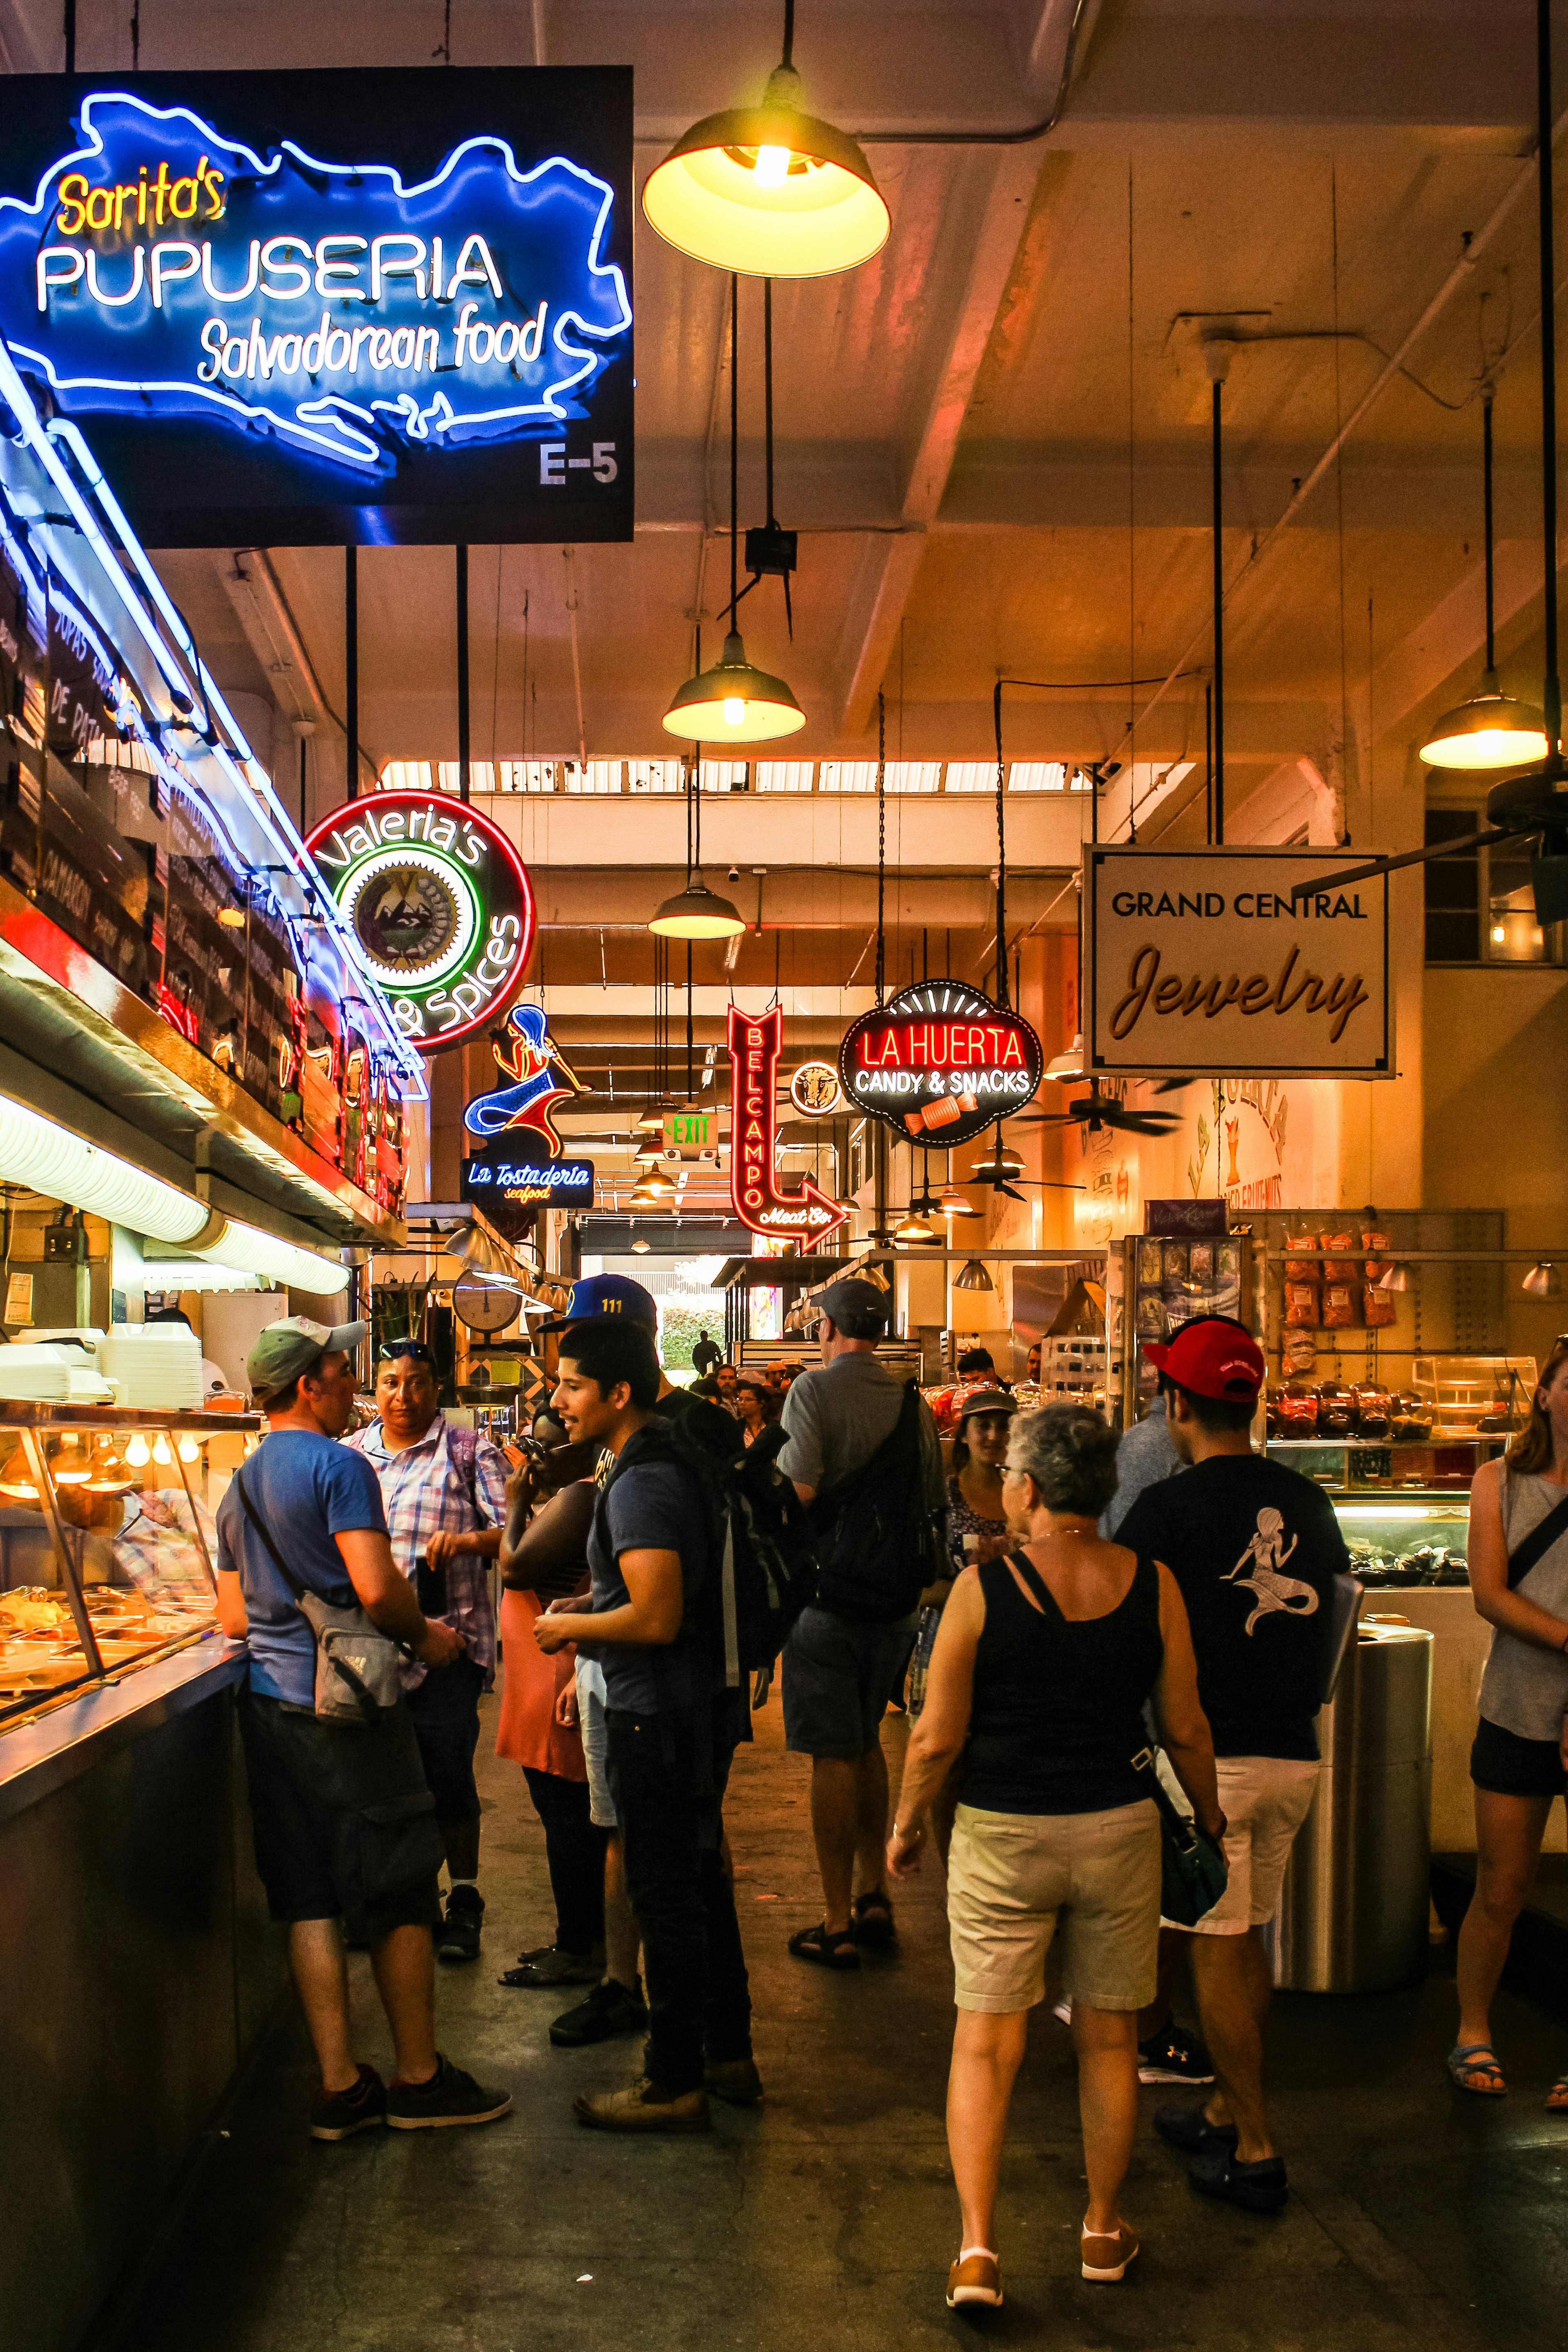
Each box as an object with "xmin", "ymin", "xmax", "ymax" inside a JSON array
[{"xmin": 727, "ymin": 1004, "xmax": 850, "ymax": 1251}]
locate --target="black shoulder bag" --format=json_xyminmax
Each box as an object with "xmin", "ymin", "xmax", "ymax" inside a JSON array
[{"xmin": 233, "ymin": 1464, "xmax": 409, "ymax": 1727}]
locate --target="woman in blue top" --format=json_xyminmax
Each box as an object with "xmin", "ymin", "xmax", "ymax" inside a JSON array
[{"xmin": 889, "ymin": 1404, "xmax": 1222, "ymax": 2314}]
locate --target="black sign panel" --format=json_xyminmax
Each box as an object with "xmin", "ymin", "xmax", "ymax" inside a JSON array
[
  {"xmin": 462, "ymin": 1143, "xmax": 594, "ymax": 1209},
  {"xmin": 0, "ymin": 69, "xmax": 633, "ymax": 545},
  {"xmin": 839, "ymin": 980, "xmax": 1044, "ymax": 1147}
]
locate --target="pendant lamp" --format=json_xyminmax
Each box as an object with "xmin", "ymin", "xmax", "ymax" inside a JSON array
[
  {"xmin": 971, "ymin": 1139, "xmax": 1025, "ymax": 1182},
  {"xmin": 1422, "ymin": 397, "xmax": 1551, "ymax": 771},
  {"xmin": 1523, "ymin": 1260, "xmax": 1562, "ymax": 1298},
  {"xmin": 630, "ymin": 1237, "xmax": 652, "ymax": 1255},
  {"xmin": 642, "ymin": 5, "xmax": 889, "ymax": 280},
  {"xmin": 649, "ymin": 878, "xmax": 748, "ymax": 937},
  {"xmin": 663, "ymin": 274, "xmax": 804, "ymax": 746},
  {"xmin": 939, "ymin": 1184, "xmax": 980, "ymax": 1218},
  {"xmin": 1043, "ymin": 1033, "xmax": 1085, "ymax": 1080},
  {"xmin": 953, "ymin": 1259, "xmax": 995, "ymax": 1293}
]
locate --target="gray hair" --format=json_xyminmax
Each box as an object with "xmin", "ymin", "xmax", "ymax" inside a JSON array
[{"xmin": 1006, "ymin": 1404, "xmax": 1120, "ymax": 1517}]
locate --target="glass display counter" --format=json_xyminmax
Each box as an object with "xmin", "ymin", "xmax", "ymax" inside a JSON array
[{"xmin": 0, "ymin": 1402, "xmax": 258, "ymax": 1735}]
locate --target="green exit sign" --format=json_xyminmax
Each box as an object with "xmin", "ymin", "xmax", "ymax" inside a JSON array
[{"xmin": 664, "ymin": 1111, "xmax": 714, "ymax": 1149}]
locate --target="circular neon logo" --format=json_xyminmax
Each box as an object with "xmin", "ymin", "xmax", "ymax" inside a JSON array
[{"xmin": 305, "ymin": 791, "xmax": 535, "ymax": 1053}]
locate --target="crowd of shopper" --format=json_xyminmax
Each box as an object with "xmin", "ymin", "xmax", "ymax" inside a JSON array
[{"xmin": 211, "ymin": 1277, "xmax": 1568, "ymax": 2314}]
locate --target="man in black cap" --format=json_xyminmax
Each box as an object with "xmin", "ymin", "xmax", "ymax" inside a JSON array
[
  {"xmin": 215, "ymin": 1317, "xmax": 511, "ymax": 2142},
  {"xmin": 775, "ymin": 1277, "xmax": 945, "ymax": 1967}
]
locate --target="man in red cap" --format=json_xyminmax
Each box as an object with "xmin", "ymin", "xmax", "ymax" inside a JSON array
[{"xmin": 1117, "ymin": 1313, "xmax": 1350, "ymax": 2216}]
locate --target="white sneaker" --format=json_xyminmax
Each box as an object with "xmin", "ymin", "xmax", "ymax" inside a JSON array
[{"xmin": 1052, "ymin": 1998, "xmax": 1072, "ymax": 2025}]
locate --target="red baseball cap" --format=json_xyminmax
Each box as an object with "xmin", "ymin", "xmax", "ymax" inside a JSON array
[{"xmin": 1144, "ymin": 1316, "xmax": 1265, "ymax": 1402}]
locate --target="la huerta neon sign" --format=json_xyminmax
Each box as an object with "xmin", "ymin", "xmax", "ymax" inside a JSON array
[
  {"xmin": 0, "ymin": 69, "xmax": 633, "ymax": 543},
  {"xmin": 305, "ymin": 789, "xmax": 536, "ymax": 1053}
]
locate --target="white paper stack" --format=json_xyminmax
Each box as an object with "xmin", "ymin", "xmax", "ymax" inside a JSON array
[{"xmin": 99, "ymin": 1325, "xmax": 202, "ymax": 1412}]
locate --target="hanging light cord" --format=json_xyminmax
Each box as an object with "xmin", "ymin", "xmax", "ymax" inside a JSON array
[
  {"xmin": 995, "ymin": 694, "xmax": 1008, "ymax": 1007},
  {"xmin": 875, "ymin": 689, "xmax": 886, "ymax": 1007},
  {"xmin": 729, "ymin": 272, "xmax": 740, "ymax": 632},
  {"xmin": 1541, "ymin": 0, "xmax": 1561, "ymax": 751},
  {"xmin": 779, "ymin": 0, "xmax": 795, "ymax": 74},
  {"xmin": 1483, "ymin": 391, "xmax": 1496, "ymax": 674}
]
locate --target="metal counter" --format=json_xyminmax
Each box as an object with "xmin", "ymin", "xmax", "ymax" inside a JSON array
[{"xmin": 0, "ymin": 1642, "xmax": 285, "ymax": 2352}]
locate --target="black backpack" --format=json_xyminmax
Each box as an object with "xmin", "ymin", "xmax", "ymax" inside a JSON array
[
  {"xmin": 810, "ymin": 1377, "xmax": 947, "ymax": 1626},
  {"xmin": 596, "ymin": 1401, "xmax": 819, "ymax": 1683}
]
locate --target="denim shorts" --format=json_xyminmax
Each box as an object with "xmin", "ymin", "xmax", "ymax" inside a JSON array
[
  {"xmin": 575, "ymin": 1655, "xmax": 619, "ymax": 1829},
  {"xmin": 782, "ymin": 1604, "xmax": 918, "ymax": 1760}
]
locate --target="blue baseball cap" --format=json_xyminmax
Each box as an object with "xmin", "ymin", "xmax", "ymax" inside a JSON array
[{"xmin": 540, "ymin": 1273, "xmax": 658, "ymax": 1335}]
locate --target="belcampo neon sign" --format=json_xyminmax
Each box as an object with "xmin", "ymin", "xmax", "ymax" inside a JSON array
[{"xmin": 1, "ymin": 89, "xmax": 631, "ymax": 475}]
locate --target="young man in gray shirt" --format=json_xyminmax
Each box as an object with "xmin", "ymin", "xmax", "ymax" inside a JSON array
[{"xmin": 775, "ymin": 1277, "xmax": 944, "ymax": 1967}]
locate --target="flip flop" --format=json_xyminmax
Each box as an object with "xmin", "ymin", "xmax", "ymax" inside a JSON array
[
  {"xmin": 788, "ymin": 1921, "xmax": 860, "ymax": 1969},
  {"xmin": 1447, "ymin": 2042, "xmax": 1507, "ymax": 2096}
]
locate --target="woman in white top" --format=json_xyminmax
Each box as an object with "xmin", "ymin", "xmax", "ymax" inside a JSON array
[{"xmin": 1453, "ymin": 1336, "xmax": 1568, "ymax": 2102}]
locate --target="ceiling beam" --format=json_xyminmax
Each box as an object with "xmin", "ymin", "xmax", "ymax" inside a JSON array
[{"xmin": 835, "ymin": 145, "xmax": 1047, "ymax": 733}]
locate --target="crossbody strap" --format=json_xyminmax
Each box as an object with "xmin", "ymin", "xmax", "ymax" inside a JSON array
[
  {"xmin": 1506, "ymin": 1485, "xmax": 1568, "ymax": 1591},
  {"xmin": 232, "ymin": 1460, "xmax": 309, "ymax": 1604}
]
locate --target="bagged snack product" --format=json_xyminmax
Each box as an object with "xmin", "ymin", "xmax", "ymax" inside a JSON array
[
  {"xmin": 1322, "ymin": 1283, "xmax": 1356, "ymax": 1328},
  {"xmin": 1285, "ymin": 1232, "xmax": 1318, "ymax": 1255},
  {"xmin": 1321, "ymin": 1230, "xmax": 1358, "ymax": 1282},
  {"xmin": 1277, "ymin": 1382, "xmax": 1321, "ymax": 1432},
  {"xmin": 1138, "ymin": 1238, "xmax": 1163, "ymax": 1287},
  {"xmin": 1285, "ymin": 1281, "xmax": 1320, "ymax": 1327},
  {"xmin": 1282, "ymin": 1328, "xmax": 1317, "ymax": 1375},
  {"xmin": 1362, "ymin": 1228, "xmax": 1392, "ymax": 1281},
  {"xmin": 1363, "ymin": 1281, "xmax": 1396, "ymax": 1328}
]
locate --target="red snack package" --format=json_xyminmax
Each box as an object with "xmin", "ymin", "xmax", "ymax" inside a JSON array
[
  {"xmin": 1321, "ymin": 1230, "xmax": 1357, "ymax": 1282},
  {"xmin": 1363, "ymin": 1283, "xmax": 1396, "ymax": 1328},
  {"xmin": 1362, "ymin": 1228, "xmax": 1391, "ymax": 1281},
  {"xmin": 1322, "ymin": 1283, "xmax": 1356, "ymax": 1328},
  {"xmin": 1285, "ymin": 1282, "xmax": 1320, "ymax": 1327}
]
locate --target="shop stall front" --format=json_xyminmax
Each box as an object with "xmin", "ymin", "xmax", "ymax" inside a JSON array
[{"xmin": 0, "ymin": 349, "xmax": 425, "ymax": 2352}]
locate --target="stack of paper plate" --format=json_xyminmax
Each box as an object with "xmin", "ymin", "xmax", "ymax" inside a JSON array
[
  {"xmin": 99, "ymin": 1327, "xmax": 202, "ymax": 1412},
  {"xmin": 0, "ymin": 1346, "xmax": 72, "ymax": 1402}
]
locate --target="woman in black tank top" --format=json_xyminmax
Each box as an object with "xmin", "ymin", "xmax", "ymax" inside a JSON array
[{"xmin": 887, "ymin": 1405, "xmax": 1222, "ymax": 2314}]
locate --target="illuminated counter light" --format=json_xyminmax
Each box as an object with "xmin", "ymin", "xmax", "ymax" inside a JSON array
[{"xmin": 839, "ymin": 982, "xmax": 1045, "ymax": 1149}]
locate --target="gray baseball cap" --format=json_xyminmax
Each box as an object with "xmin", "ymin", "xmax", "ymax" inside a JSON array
[
  {"xmin": 815, "ymin": 1277, "xmax": 890, "ymax": 1339},
  {"xmin": 247, "ymin": 1315, "xmax": 368, "ymax": 1404}
]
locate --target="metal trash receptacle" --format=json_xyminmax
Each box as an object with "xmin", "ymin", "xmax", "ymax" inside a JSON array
[{"xmin": 1267, "ymin": 1622, "xmax": 1433, "ymax": 1993}]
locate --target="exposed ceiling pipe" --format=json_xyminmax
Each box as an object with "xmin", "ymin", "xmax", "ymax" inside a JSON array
[
  {"xmin": 563, "ymin": 545, "xmax": 587, "ymax": 766},
  {"xmin": 1102, "ymin": 103, "xmax": 1568, "ymax": 771}
]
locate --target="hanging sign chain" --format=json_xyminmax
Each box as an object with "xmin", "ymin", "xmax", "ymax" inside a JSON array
[{"xmin": 875, "ymin": 688, "xmax": 886, "ymax": 1007}]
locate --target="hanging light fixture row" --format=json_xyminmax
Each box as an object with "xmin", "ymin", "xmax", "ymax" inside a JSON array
[
  {"xmin": 1421, "ymin": 395, "xmax": 1551, "ymax": 773},
  {"xmin": 642, "ymin": 0, "xmax": 890, "ymax": 280}
]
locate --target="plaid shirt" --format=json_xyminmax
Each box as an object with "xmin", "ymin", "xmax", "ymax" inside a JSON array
[{"xmin": 345, "ymin": 1413, "xmax": 511, "ymax": 1692}]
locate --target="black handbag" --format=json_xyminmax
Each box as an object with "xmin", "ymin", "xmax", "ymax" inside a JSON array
[{"xmin": 1131, "ymin": 1745, "xmax": 1229, "ymax": 1927}]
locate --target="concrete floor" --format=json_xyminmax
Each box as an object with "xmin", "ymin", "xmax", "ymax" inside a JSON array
[{"xmin": 120, "ymin": 1692, "xmax": 1568, "ymax": 2352}]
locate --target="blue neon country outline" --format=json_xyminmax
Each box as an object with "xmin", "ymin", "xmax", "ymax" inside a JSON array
[{"xmin": 0, "ymin": 92, "xmax": 633, "ymax": 473}]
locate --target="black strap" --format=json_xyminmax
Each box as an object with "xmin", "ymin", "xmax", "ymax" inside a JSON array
[
  {"xmin": 1506, "ymin": 1487, "xmax": 1568, "ymax": 1590},
  {"xmin": 1002, "ymin": 1547, "xmax": 1056, "ymax": 1617},
  {"xmin": 232, "ymin": 1461, "xmax": 309, "ymax": 1604}
]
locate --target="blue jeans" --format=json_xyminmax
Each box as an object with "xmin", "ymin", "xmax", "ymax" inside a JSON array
[{"xmin": 605, "ymin": 1693, "xmax": 752, "ymax": 2093}]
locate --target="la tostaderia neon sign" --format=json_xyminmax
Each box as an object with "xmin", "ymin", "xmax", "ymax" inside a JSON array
[{"xmin": 0, "ymin": 91, "xmax": 631, "ymax": 474}]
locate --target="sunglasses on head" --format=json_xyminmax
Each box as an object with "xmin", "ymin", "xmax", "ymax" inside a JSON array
[{"xmin": 377, "ymin": 1340, "xmax": 435, "ymax": 1365}]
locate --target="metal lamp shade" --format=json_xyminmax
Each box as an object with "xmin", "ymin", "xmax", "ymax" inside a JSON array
[
  {"xmin": 648, "ymin": 881, "xmax": 748, "ymax": 938},
  {"xmin": 1420, "ymin": 690, "xmax": 1551, "ymax": 771},
  {"xmin": 1523, "ymin": 1261, "xmax": 1563, "ymax": 1298},
  {"xmin": 661, "ymin": 630, "xmax": 806, "ymax": 745},
  {"xmin": 642, "ymin": 69, "xmax": 890, "ymax": 279},
  {"xmin": 953, "ymin": 1259, "xmax": 994, "ymax": 1292}
]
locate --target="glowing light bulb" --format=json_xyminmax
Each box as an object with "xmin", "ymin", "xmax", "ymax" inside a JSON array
[
  {"xmin": 722, "ymin": 695, "xmax": 746, "ymax": 726},
  {"xmin": 125, "ymin": 1436, "xmax": 150, "ymax": 1466},
  {"xmin": 152, "ymin": 1437, "xmax": 172, "ymax": 1465},
  {"xmin": 178, "ymin": 1437, "xmax": 200, "ymax": 1463},
  {"xmin": 753, "ymin": 144, "xmax": 791, "ymax": 188}
]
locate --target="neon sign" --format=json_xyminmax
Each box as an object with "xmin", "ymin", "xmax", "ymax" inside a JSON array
[
  {"xmin": 304, "ymin": 788, "xmax": 535, "ymax": 1053},
  {"xmin": 463, "ymin": 1147, "xmax": 593, "ymax": 1208},
  {"xmin": 728, "ymin": 1005, "xmax": 848, "ymax": 1247},
  {"xmin": 0, "ymin": 70, "xmax": 633, "ymax": 544},
  {"xmin": 464, "ymin": 1002, "xmax": 583, "ymax": 1152},
  {"xmin": 840, "ymin": 982, "xmax": 1044, "ymax": 1147}
]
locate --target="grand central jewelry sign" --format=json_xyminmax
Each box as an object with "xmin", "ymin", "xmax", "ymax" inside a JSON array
[
  {"xmin": 0, "ymin": 69, "xmax": 633, "ymax": 544},
  {"xmin": 1086, "ymin": 846, "xmax": 1392, "ymax": 1079}
]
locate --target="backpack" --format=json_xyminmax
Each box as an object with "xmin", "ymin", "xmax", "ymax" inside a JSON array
[
  {"xmin": 810, "ymin": 1376, "xmax": 947, "ymax": 1626},
  {"xmin": 596, "ymin": 1401, "xmax": 819, "ymax": 1684}
]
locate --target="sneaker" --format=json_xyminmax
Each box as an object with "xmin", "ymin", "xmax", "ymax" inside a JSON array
[
  {"xmin": 573, "ymin": 2075, "xmax": 711, "ymax": 2133},
  {"xmin": 549, "ymin": 1976, "xmax": 648, "ymax": 2048},
  {"xmin": 1138, "ymin": 2024, "xmax": 1216, "ymax": 2085},
  {"xmin": 1081, "ymin": 2222, "xmax": 1140, "ymax": 2281},
  {"xmin": 1189, "ymin": 2147, "xmax": 1289, "ymax": 2214},
  {"xmin": 946, "ymin": 2252, "xmax": 1002, "ymax": 2309},
  {"xmin": 310, "ymin": 2063, "xmax": 386, "ymax": 2142},
  {"xmin": 1154, "ymin": 2103, "xmax": 1238, "ymax": 2155},
  {"xmin": 385, "ymin": 2054, "xmax": 512, "ymax": 2131},
  {"xmin": 435, "ymin": 1885, "xmax": 484, "ymax": 1965},
  {"xmin": 703, "ymin": 2055, "xmax": 764, "ymax": 2106},
  {"xmin": 499, "ymin": 1945, "xmax": 600, "ymax": 1989},
  {"xmin": 1052, "ymin": 1997, "xmax": 1073, "ymax": 2025}
]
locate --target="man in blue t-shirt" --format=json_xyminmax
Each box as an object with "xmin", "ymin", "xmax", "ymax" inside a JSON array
[
  {"xmin": 216, "ymin": 1316, "xmax": 510, "ymax": 2144},
  {"xmin": 535, "ymin": 1314, "xmax": 757, "ymax": 2132}
]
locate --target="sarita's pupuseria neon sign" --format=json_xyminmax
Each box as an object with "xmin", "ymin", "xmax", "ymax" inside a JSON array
[
  {"xmin": 305, "ymin": 790, "xmax": 536, "ymax": 1054},
  {"xmin": 0, "ymin": 70, "xmax": 633, "ymax": 543}
]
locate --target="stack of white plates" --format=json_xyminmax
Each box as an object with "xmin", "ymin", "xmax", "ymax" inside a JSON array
[
  {"xmin": 0, "ymin": 1346, "xmax": 72, "ymax": 1402},
  {"xmin": 99, "ymin": 1326, "xmax": 202, "ymax": 1412}
]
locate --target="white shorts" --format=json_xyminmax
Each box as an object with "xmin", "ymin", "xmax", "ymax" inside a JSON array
[
  {"xmin": 574, "ymin": 1655, "xmax": 618, "ymax": 1831},
  {"xmin": 1165, "ymin": 1754, "xmax": 1320, "ymax": 1935}
]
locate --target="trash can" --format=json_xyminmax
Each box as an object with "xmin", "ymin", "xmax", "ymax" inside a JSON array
[{"xmin": 1267, "ymin": 1622, "xmax": 1433, "ymax": 1993}]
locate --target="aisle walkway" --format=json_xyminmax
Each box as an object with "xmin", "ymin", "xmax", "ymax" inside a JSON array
[{"xmin": 122, "ymin": 1693, "xmax": 1568, "ymax": 2352}]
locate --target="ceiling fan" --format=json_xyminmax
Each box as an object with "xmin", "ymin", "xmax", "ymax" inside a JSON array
[
  {"xmin": 1294, "ymin": 0, "xmax": 1568, "ymax": 925},
  {"xmin": 1017, "ymin": 1081, "xmax": 1183, "ymax": 1139}
]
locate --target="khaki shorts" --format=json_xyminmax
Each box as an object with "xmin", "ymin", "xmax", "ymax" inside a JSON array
[
  {"xmin": 1166, "ymin": 1755, "xmax": 1320, "ymax": 1935},
  {"xmin": 947, "ymin": 1798, "xmax": 1161, "ymax": 2015}
]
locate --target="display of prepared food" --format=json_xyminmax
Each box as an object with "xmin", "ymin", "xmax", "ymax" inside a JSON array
[
  {"xmin": 1316, "ymin": 1381, "xmax": 1357, "ymax": 1435},
  {"xmin": 1411, "ymin": 1356, "xmax": 1537, "ymax": 1438}
]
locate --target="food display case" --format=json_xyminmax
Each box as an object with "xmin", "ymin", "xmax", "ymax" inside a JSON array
[{"xmin": 0, "ymin": 1402, "xmax": 257, "ymax": 1734}]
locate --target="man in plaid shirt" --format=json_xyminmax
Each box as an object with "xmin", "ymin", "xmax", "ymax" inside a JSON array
[{"xmin": 345, "ymin": 1343, "xmax": 511, "ymax": 1963}]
